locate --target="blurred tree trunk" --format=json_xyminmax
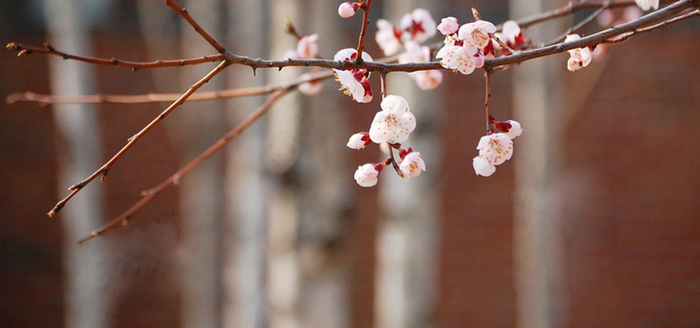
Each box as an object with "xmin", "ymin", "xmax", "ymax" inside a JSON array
[
  {"xmin": 266, "ymin": 1, "xmax": 303, "ymax": 327},
  {"xmin": 297, "ymin": 0, "xmax": 351, "ymax": 326},
  {"xmin": 223, "ymin": 0, "xmax": 269, "ymax": 327},
  {"xmin": 376, "ymin": 1, "xmax": 442, "ymax": 328},
  {"xmin": 177, "ymin": 0, "xmax": 226, "ymax": 327},
  {"xmin": 510, "ymin": 0, "xmax": 568, "ymax": 327},
  {"xmin": 43, "ymin": 0, "xmax": 112, "ymax": 327}
]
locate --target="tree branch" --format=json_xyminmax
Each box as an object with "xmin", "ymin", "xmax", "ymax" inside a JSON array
[
  {"xmin": 5, "ymin": 42, "xmax": 224, "ymax": 70},
  {"xmin": 76, "ymin": 88, "xmax": 291, "ymax": 243},
  {"xmin": 48, "ymin": 61, "xmax": 230, "ymax": 217},
  {"xmin": 164, "ymin": 0, "xmax": 226, "ymax": 53}
]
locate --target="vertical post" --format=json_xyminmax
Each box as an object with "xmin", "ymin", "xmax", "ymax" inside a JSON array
[
  {"xmin": 223, "ymin": 0, "xmax": 269, "ymax": 327},
  {"xmin": 375, "ymin": 1, "xmax": 441, "ymax": 328},
  {"xmin": 267, "ymin": 1, "xmax": 302, "ymax": 327},
  {"xmin": 178, "ymin": 1, "xmax": 225, "ymax": 327},
  {"xmin": 43, "ymin": 0, "xmax": 111, "ymax": 327},
  {"xmin": 510, "ymin": 0, "xmax": 568, "ymax": 327},
  {"xmin": 297, "ymin": 0, "xmax": 351, "ymax": 326}
]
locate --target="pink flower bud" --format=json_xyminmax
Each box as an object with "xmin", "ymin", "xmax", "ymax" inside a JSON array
[
  {"xmin": 437, "ymin": 17, "xmax": 459, "ymax": 35},
  {"xmin": 338, "ymin": 2, "xmax": 357, "ymax": 18},
  {"xmin": 354, "ymin": 163, "xmax": 380, "ymax": 187}
]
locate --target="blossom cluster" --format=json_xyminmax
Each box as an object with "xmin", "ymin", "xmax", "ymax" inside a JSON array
[
  {"xmin": 472, "ymin": 119, "xmax": 522, "ymax": 177},
  {"xmin": 347, "ymin": 95, "xmax": 425, "ymax": 187}
]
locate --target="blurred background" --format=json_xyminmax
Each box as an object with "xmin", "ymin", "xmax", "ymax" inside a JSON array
[{"xmin": 1, "ymin": 0, "xmax": 699, "ymax": 327}]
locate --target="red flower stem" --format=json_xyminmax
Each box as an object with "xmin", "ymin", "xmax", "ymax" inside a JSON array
[{"xmin": 484, "ymin": 69, "xmax": 492, "ymax": 132}]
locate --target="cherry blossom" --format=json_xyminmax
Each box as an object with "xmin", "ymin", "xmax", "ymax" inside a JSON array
[
  {"xmin": 369, "ymin": 95, "xmax": 416, "ymax": 144},
  {"xmin": 437, "ymin": 17, "xmax": 459, "ymax": 36},
  {"xmin": 298, "ymin": 71, "xmax": 323, "ymax": 96},
  {"xmin": 333, "ymin": 48, "xmax": 373, "ymax": 103},
  {"xmin": 338, "ymin": 2, "xmax": 360, "ymax": 18},
  {"xmin": 458, "ymin": 20, "xmax": 497, "ymax": 50},
  {"xmin": 399, "ymin": 151, "xmax": 426, "ymax": 179},
  {"xmin": 375, "ymin": 19, "xmax": 404, "ymax": 56},
  {"xmin": 472, "ymin": 133, "xmax": 514, "ymax": 177},
  {"xmin": 564, "ymin": 34, "xmax": 592, "ymax": 72},
  {"xmin": 296, "ymin": 34, "xmax": 319, "ymax": 59},
  {"xmin": 399, "ymin": 41, "xmax": 443, "ymax": 90},
  {"xmin": 493, "ymin": 119, "xmax": 523, "ymax": 139},
  {"xmin": 347, "ymin": 132, "xmax": 371, "ymax": 150},
  {"xmin": 399, "ymin": 9, "xmax": 437, "ymax": 44},
  {"xmin": 436, "ymin": 36, "xmax": 483, "ymax": 75},
  {"xmin": 635, "ymin": 0, "xmax": 659, "ymax": 11},
  {"xmin": 375, "ymin": 9, "xmax": 436, "ymax": 56},
  {"xmin": 354, "ymin": 163, "xmax": 383, "ymax": 187},
  {"xmin": 413, "ymin": 69, "xmax": 443, "ymax": 90}
]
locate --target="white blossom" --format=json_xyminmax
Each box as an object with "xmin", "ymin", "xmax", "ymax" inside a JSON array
[
  {"xmin": 634, "ymin": 0, "xmax": 659, "ymax": 11},
  {"xmin": 296, "ymin": 34, "xmax": 319, "ymax": 59},
  {"xmin": 413, "ymin": 70, "xmax": 443, "ymax": 90},
  {"xmin": 476, "ymin": 133, "xmax": 513, "ymax": 166},
  {"xmin": 298, "ymin": 72, "xmax": 323, "ymax": 96},
  {"xmin": 458, "ymin": 20, "xmax": 496, "ymax": 50},
  {"xmin": 399, "ymin": 8, "xmax": 437, "ymax": 43},
  {"xmin": 436, "ymin": 36, "xmax": 483, "ymax": 75},
  {"xmin": 564, "ymin": 34, "xmax": 592, "ymax": 72},
  {"xmin": 400, "ymin": 151, "xmax": 426, "ymax": 179},
  {"xmin": 369, "ymin": 95, "xmax": 416, "ymax": 144},
  {"xmin": 375, "ymin": 19, "xmax": 403, "ymax": 56},
  {"xmin": 354, "ymin": 163, "xmax": 380, "ymax": 187},
  {"xmin": 333, "ymin": 48, "xmax": 373, "ymax": 103},
  {"xmin": 347, "ymin": 132, "xmax": 371, "ymax": 150},
  {"xmin": 504, "ymin": 120, "xmax": 523, "ymax": 139}
]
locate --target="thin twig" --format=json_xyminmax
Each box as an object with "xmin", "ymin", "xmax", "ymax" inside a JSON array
[
  {"xmin": 485, "ymin": 0, "xmax": 694, "ymax": 69},
  {"xmin": 48, "ymin": 61, "xmax": 230, "ymax": 218},
  {"xmin": 546, "ymin": 2, "xmax": 612, "ymax": 46},
  {"xmin": 6, "ymin": 42, "xmax": 225, "ymax": 70},
  {"xmin": 387, "ymin": 143, "xmax": 404, "ymax": 178},
  {"xmin": 355, "ymin": 0, "xmax": 373, "ymax": 60},
  {"xmin": 604, "ymin": 8, "xmax": 700, "ymax": 43},
  {"xmin": 164, "ymin": 0, "xmax": 226, "ymax": 53},
  {"xmin": 77, "ymin": 88, "xmax": 291, "ymax": 243},
  {"xmin": 511, "ymin": 0, "xmax": 674, "ymax": 28},
  {"xmin": 7, "ymin": 70, "xmax": 332, "ymax": 105}
]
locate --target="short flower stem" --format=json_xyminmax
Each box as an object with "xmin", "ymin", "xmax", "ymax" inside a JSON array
[
  {"xmin": 380, "ymin": 70, "xmax": 388, "ymax": 99},
  {"xmin": 387, "ymin": 143, "xmax": 404, "ymax": 178},
  {"xmin": 484, "ymin": 69, "xmax": 493, "ymax": 132},
  {"xmin": 355, "ymin": 0, "xmax": 372, "ymax": 61}
]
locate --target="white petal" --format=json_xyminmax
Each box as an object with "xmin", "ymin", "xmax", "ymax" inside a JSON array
[
  {"xmin": 473, "ymin": 156, "xmax": 496, "ymax": 177},
  {"xmin": 381, "ymin": 95, "xmax": 410, "ymax": 114}
]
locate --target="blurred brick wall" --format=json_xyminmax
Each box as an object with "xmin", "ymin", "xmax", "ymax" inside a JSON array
[{"xmin": 1, "ymin": 3, "xmax": 699, "ymax": 328}]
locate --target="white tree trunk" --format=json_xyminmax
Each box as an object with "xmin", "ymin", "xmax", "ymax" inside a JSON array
[
  {"xmin": 223, "ymin": 0, "xmax": 270, "ymax": 327},
  {"xmin": 43, "ymin": 0, "xmax": 111, "ymax": 327},
  {"xmin": 510, "ymin": 0, "xmax": 568, "ymax": 327},
  {"xmin": 376, "ymin": 1, "xmax": 442, "ymax": 328},
  {"xmin": 266, "ymin": 1, "xmax": 302, "ymax": 327},
  {"xmin": 297, "ymin": 0, "xmax": 351, "ymax": 326},
  {"xmin": 178, "ymin": 1, "xmax": 225, "ymax": 327}
]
